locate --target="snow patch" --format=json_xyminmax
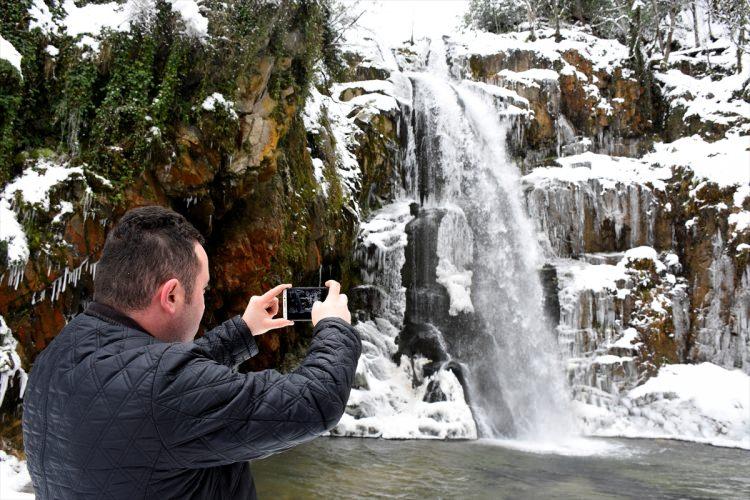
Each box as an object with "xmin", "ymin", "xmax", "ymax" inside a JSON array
[
  {"xmin": 0, "ymin": 35, "xmax": 22, "ymax": 77},
  {"xmin": 201, "ymin": 92, "xmax": 238, "ymax": 119},
  {"xmin": 579, "ymin": 363, "xmax": 750, "ymax": 449},
  {"xmin": 0, "ymin": 451, "xmax": 33, "ymax": 500}
]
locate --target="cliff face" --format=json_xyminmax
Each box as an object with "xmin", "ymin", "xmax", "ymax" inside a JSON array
[
  {"xmin": 447, "ymin": 27, "xmax": 750, "ymax": 388},
  {"xmin": 0, "ymin": 0, "xmax": 405, "ymax": 452},
  {"xmin": 1, "ymin": 4, "xmax": 748, "ymax": 451}
]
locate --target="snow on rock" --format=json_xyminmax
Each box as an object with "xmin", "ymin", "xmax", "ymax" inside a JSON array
[
  {"xmin": 621, "ymin": 246, "xmax": 665, "ymax": 272},
  {"xmin": 28, "ymin": 0, "xmax": 209, "ymax": 51},
  {"xmin": 333, "ymin": 79, "xmax": 396, "ymax": 97},
  {"xmin": 728, "ymin": 211, "xmax": 750, "ymax": 238},
  {"xmin": 0, "ymin": 451, "xmax": 33, "ymax": 500},
  {"xmin": 201, "ymin": 92, "xmax": 238, "ymax": 119},
  {"xmin": 169, "ymin": 0, "xmax": 209, "ymax": 39},
  {"xmin": 0, "ymin": 34, "xmax": 23, "ymax": 77},
  {"xmin": 310, "ymin": 157, "xmax": 328, "ymax": 197},
  {"xmin": 2, "ymin": 160, "xmax": 84, "ymax": 211},
  {"xmin": 0, "ymin": 200, "xmax": 28, "ymax": 267},
  {"xmin": 331, "ymin": 319, "xmax": 477, "ymax": 440},
  {"xmin": 525, "ymin": 151, "xmax": 671, "ymax": 190},
  {"xmin": 304, "ymin": 61, "xmax": 403, "ymax": 216},
  {"xmin": 450, "ymin": 27, "xmax": 629, "ymax": 75},
  {"xmin": 523, "ymin": 153, "xmax": 670, "ymax": 257},
  {"xmin": 655, "ymin": 51, "xmax": 750, "ymax": 128},
  {"xmin": 496, "ymin": 68, "xmax": 560, "ymax": 88},
  {"xmin": 0, "ymin": 316, "xmax": 27, "ymax": 409},
  {"xmin": 577, "ymin": 362, "xmax": 750, "ymax": 449},
  {"xmin": 643, "ymin": 132, "xmax": 750, "ymax": 189},
  {"xmin": 303, "ymin": 86, "xmax": 362, "ymax": 214},
  {"xmin": 340, "ymin": 28, "xmax": 399, "ymax": 76},
  {"xmin": 0, "ymin": 159, "xmax": 87, "ymax": 288}
]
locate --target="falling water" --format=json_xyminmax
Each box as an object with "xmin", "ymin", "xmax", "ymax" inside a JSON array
[
  {"xmin": 406, "ymin": 37, "xmax": 578, "ymax": 440},
  {"xmin": 345, "ymin": 36, "xmax": 578, "ymax": 442}
]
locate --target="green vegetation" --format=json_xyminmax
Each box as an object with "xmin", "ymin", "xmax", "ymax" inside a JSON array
[{"xmin": 0, "ymin": 0, "xmax": 342, "ymax": 190}]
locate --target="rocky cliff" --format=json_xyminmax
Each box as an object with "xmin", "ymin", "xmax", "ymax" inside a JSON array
[
  {"xmin": 0, "ymin": 0, "xmax": 403, "ymax": 454},
  {"xmin": 1, "ymin": 3, "xmax": 748, "ymax": 452}
]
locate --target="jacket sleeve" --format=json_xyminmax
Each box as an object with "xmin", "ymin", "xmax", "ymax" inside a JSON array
[
  {"xmin": 151, "ymin": 317, "xmax": 362, "ymax": 468},
  {"xmin": 191, "ymin": 315, "xmax": 259, "ymax": 369}
]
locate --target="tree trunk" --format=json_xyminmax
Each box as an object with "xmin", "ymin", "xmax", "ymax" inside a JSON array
[
  {"xmin": 652, "ymin": 0, "xmax": 665, "ymax": 54},
  {"xmin": 525, "ymin": 1, "xmax": 537, "ymax": 41},
  {"xmin": 692, "ymin": 1, "xmax": 700, "ymax": 47},
  {"xmin": 738, "ymin": 25, "xmax": 745, "ymax": 74},
  {"xmin": 663, "ymin": 8, "xmax": 677, "ymax": 66}
]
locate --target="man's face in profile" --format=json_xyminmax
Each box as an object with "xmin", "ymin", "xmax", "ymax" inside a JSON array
[{"xmin": 174, "ymin": 242, "xmax": 210, "ymax": 342}]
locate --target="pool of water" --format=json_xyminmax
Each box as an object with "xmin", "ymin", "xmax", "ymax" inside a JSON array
[{"xmin": 252, "ymin": 437, "xmax": 750, "ymax": 499}]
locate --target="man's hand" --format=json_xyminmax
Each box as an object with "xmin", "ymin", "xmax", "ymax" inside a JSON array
[
  {"xmin": 242, "ymin": 284, "xmax": 295, "ymax": 336},
  {"xmin": 311, "ymin": 280, "xmax": 351, "ymax": 327}
]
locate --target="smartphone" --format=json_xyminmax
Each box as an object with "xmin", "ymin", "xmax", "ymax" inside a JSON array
[{"xmin": 283, "ymin": 287, "xmax": 329, "ymax": 322}]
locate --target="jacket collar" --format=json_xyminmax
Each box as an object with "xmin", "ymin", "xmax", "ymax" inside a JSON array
[{"xmin": 85, "ymin": 301, "xmax": 152, "ymax": 336}]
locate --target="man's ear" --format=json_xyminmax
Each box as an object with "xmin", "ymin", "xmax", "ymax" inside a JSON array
[{"xmin": 158, "ymin": 278, "xmax": 181, "ymax": 314}]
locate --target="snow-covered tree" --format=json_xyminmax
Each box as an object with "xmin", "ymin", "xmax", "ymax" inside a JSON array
[
  {"xmin": 463, "ymin": 0, "xmax": 527, "ymax": 34},
  {"xmin": 713, "ymin": 0, "xmax": 750, "ymax": 72}
]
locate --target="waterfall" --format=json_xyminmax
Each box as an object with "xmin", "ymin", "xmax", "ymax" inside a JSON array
[
  {"xmin": 342, "ymin": 37, "xmax": 578, "ymax": 442},
  {"xmin": 417, "ymin": 38, "xmax": 577, "ymax": 439}
]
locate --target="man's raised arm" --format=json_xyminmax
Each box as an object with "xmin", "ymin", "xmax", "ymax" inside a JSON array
[
  {"xmin": 191, "ymin": 283, "xmax": 294, "ymax": 368},
  {"xmin": 150, "ymin": 281, "xmax": 361, "ymax": 467}
]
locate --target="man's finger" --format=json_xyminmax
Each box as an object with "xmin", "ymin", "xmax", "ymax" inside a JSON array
[
  {"xmin": 265, "ymin": 318, "xmax": 295, "ymax": 329},
  {"xmin": 324, "ymin": 280, "xmax": 340, "ymax": 301},
  {"xmin": 267, "ymin": 297, "xmax": 279, "ymax": 317},
  {"xmin": 340, "ymin": 293, "xmax": 348, "ymax": 305},
  {"xmin": 262, "ymin": 283, "xmax": 292, "ymax": 301}
]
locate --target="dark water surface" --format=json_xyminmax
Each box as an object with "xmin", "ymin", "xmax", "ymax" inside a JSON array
[{"xmin": 252, "ymin": 437, "xmax": 750, "ymax": 499}]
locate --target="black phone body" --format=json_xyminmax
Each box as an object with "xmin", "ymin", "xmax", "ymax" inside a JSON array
[{"xmin": 283, "ymin": 287, "xmax": 329, "ymax": 321}]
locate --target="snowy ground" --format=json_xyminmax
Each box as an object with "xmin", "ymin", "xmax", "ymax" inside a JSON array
[
  {"xmin": 576, "ymin": 362, "xmax": 750, "ymax": 449},
  {"xmin": 0, "ymin": 451, "xmax": 34, "ymax": 499}
]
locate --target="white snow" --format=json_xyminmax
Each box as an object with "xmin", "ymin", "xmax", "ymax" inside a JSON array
[
  {"xmin": 0, "ymin": 200, "xmax": 28, "ymax": 265},
  {"xmin": 201, "ymin": 92, "xmax": 238, "ymax": 119},
  {"xmin": 0, "ymin": 451, "xmax": 33, "ymax": 500},
  {"xmin": 555, "ymin": 259, "xmax": 628, "ymax": 294},
  {"xmin": 303, "ymin": 85, "xmax": 367, "ymax": 214},
  {"xmin": 728, "ymin": 211, "xmax": 750, "ymax": 236},
  {"xmin": 609, "ymin": 327, "xmax": 642, "ymax": 350},
  {"xmin": 579, "ymin": 362, "xmax": 750, "ymax": 449},
  {"xmin": 169, "ymin": 0, "xmax": 209, "ymax": 39},
  {"xmin": 452, "ymin": 27, "xmax": 629, "ymax": 75},
  {"xmin": 332, "ymin": 319, "xmax": 477, "ymax": 440},
  {"xmin": 497, "ymin": 68, "xmax": 559, "ymax": 88},
  {"xmin": 644, "ymin": 132, "xmax": 750, "ymax": 189},
  {"xmin": 3, "ymin": 160, "xmax": 84, "ymax": 210},
  {"xmin": 0, "ymin": 35, "xmax": 23, "ymax": 77},
  {"xmin": 334, "ymin": 79, "xmax": 396, "ymax": 97},
  {"xmin": 28, "ymin": 0, "xmax": 55, "ymax": 34},
  {"xmin": 0, "ymin": 160, "xmax": 84, "ymax": 271},
  {"xmin": 0, "ymin": 316, "xmax": 27, "ymax": 410},
  {"xmin": 622, "ymin": 246, "xmax": 665, "ymax": 272},
  {"xmin": 27, "ymin": 0, "xmax": 209, "ymax": 49},
  {"xmin": 311, "ymin": 157, "xmax": 328, "ymax": 197},
  {"xmin": 524, "ymin": 152, "xmax": 671, "ymax": 191},
  {"xmin": 655, "ymin": 53, "xmax": 750, "ymax": 127}
]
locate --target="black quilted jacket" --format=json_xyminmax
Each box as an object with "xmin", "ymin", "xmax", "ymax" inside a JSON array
[{"xmin": 22, "ymin": 302, "xmax": 361, "ymax": 499}]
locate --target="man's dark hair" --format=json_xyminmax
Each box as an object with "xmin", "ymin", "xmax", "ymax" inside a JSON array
[{"xmin": 94, "ymin": 205, "xmax": 206, "ymax": 311}]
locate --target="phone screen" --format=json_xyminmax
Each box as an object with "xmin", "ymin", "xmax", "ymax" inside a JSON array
[{"xmin": 284, "ymin": 287, "xmax": 329, "ymax": 321}]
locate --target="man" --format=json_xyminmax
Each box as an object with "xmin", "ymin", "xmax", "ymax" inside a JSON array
[{"xmin": 22, "ymin": 206, "xmax": 361, "ymax": 499}]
